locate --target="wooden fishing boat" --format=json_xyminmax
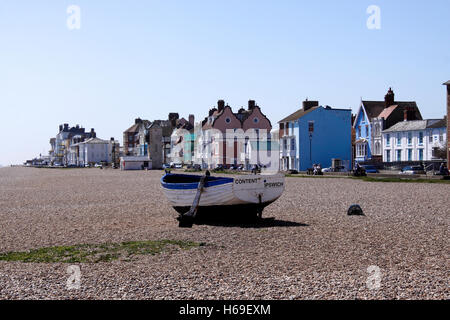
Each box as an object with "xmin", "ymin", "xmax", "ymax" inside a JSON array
[{"xmin": 160, "ymin": 172, "xmax": 285, "ymax": 227}]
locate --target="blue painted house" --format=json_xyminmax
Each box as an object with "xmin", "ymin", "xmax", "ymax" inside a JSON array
[
  {"xmin": 279, "ymin": 100, "xmax": 352, "ymax": 171},
  {"xmin": 353, "ymin": 88, "xmax": 422, "ymax": 163}
]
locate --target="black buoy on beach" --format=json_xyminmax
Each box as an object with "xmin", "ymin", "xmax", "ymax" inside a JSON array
[{"xmin": 348, "ymin": 204, "xmax": 364, "ymax": 216}]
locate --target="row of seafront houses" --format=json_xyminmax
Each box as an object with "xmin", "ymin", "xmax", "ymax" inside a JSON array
[{"xmin": 40, "ymin": 83, "xmax": 450, "ymax": 171}]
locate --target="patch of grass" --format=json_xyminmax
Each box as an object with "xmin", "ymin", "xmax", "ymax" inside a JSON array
[
  {"xmin": 285, "ymin": 174, "xmax": 349, "ymax": 179},
  {"xmin": 0, "ymin": 240, "xmax": 204, "ymax": 263},
  {"xmin": 352, "ymin": 176, "xmax": 450, "ymax": 184}
]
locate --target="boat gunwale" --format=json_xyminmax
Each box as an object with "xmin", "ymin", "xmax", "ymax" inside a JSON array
[{"xmin": 160, "ymin": 173, "xmax": 234, "ymax": 190}]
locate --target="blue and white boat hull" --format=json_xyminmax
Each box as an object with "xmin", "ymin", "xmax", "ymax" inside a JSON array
[{"xmin": 161, "ymin": 173, "xmax": 285, "ymax": 215}]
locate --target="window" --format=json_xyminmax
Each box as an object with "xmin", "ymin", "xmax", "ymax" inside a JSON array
[
  {"xmin": 374, "ymin": 142, "xmax": 381, "ymax": 155},
  {"xmin": 429, "ymin": 135, "xmax": 433, "ymax": 143},
  {"xmin": 374, "ymin": 124, "xmax": 380, "ymax": 136},
  {"xmin": 358, "ymin": 126, "xmax": 361, "ymax": 137},
  {"xmin": 225, "ymin": 117, "xmax": 231, "ymax": 124},
  {"xmin": 419, "ymin": 132, "xmax": 424, "ymax": 145},
  {"xmin": 408, "ymin": 149, "xmax": 412, "ymax": 161},
  {"xmin": 365, "ymin": 125, "xmax": 369, "ymax": 137},
  {"xmin": 439, "ymin": 134, "xmax": 444, "ymax": 142},
  {"xmin": 396, "ymin": 150, "xmax": 402, "ymax": 161},
  {"xmin": 283, "ymin": 139, "xmax": 287, "ymax": 151},
  {"xmin": 386, "ymin": 134, "xmax": 391, "ymax": 146},
  {"xmin": 386, "ymin": 150, "xmax": 391, "ymax": 162},
  {"xmin": 397, "ymin": 134, "xmax": 401, "ymax": 146},
  {"xmin": 290, "ymin": 138, "xmax": 295, "ymax": 150},
  {"xmin": 253, "ymin": 117, "xmax": 259, "ymax": 124},
  {"xmin": 418, "ymin": 149, "xmax": 424, "ymax": 161},
  {"xmin": 407, "ymin": 133, "xmax": 412, "ymax": 145},
  {"xmin": 308, "ymin": 121, "xmax": 314, "ymax": 134},
  {"xmin": 357, "ymin": 143, "xmax": 367, "ymax": 157},
  {"xmin": 432, "ymin": 147, "xmax": 439, "ymax": 158}
]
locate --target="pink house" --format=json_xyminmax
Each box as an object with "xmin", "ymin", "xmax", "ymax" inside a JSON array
[{"xmin": 200, "ymin": 100, "xmax": 272, "ymax": 169}]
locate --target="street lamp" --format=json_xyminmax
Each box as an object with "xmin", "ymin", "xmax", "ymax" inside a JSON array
[{"xmin": 308, "ymin": 121, "xmax": 314, "ymax": 168}]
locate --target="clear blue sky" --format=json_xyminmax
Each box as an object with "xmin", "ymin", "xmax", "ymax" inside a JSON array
[{"xmin": 1, "ymin": 0, "xmax": 449, "ymax": 165}]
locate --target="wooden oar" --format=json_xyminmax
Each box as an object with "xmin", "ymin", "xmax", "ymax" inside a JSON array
[{"xmin": 178, "ymin": 175, "xmax": 207, "ymax": 228}]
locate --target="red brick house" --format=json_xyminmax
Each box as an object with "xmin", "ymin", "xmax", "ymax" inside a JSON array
[{"xmin": 199, "ymin": 100, "xmax": 272, "ymax": 169}]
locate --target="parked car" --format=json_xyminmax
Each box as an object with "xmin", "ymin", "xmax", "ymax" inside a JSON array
[
  {"xmin": 162, "ymin": 164, "xmax": 171, "ymax": 169},
  {"xmin": 322, "ymin": 167, "xmax": 332, "ymax": 173},
  {"xmin": 399, "ymin": 166, "xmax": 426, "ymax": 175},
  {"xmin": 361, "ymin": 165, "xmax": 379, "ymax": 173},
  {"xmin": 213, "ymin": 164, "xmax": 225, "ymax": 172},
  {"xmin": 94, "ymin": 163, "xmax": 103, "ymax": 168},
  {"xmin": 352, "ymin": 165, "xmax": 367, "ymax": 177}
]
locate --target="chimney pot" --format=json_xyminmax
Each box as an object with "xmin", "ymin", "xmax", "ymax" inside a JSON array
[
  {"xmin": 217, "ymin": 100, "xmax": 225, "ymax": 112},
  {"xmin": 302, "ymin": 100, "xmax": 319, "ymax": 111},
  {"xmin": 385, "ymin": 87, "xmax": 395, "ymax": 108},
  {"xmin": 248, "ymin": 100, "xmax": 256, "ymax": 110}
]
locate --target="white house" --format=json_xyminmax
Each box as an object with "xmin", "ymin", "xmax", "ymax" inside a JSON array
[
  {"xmin": 69, "ymin": 137, "xmax": 115, "ymax": 166},
  {"xmin": 382, "ymin": 119, "xmax": 447, "ymax": 162},
  {"xmin": 119, "ymin": 156, "xmax": 152, "ymax": 170}
]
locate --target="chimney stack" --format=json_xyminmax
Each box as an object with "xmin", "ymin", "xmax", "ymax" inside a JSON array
[
  {"xmin": 90, "ymin": 128, "xmax": 96, "ymax": 138},
  {"xmin": 64, "ymin": 123, "xmax": 69, "ymax": 131},
  {"xmin": 59, "ymin": 125, "xmax": 63, "ymax": 132},
  {"xmin": 248, "ymin": 100, "xmax": 256, "ymax": 110},
  {"xmin": 403, "ymin": 107, "xmax": 416, "ymax": 121},
  {"xmin": 189, "ymin": 114, "xmax": 195, "ymax": 126},
  {"xmin": 168, "ymin": 113, "xmax": 179, "ymax": 127},
  {"xmin": 135, "ymin": 118, "xmax": 143, "ymax": 125},
  {"xmin": 385, "ymin": 87, "xmax": 395, "ymax": 108},
  {"xmin": 302, "ymin": 99, "xmax": 319, "ymax": 111},
  {"xmin": 218, "ymin": 100, "xmax": 225, "ymax": 112}
]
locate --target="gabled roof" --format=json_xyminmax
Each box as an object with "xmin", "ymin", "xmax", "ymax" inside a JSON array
[
  {"xmin": 377, "ymin": 105, "xmax": 398, "ymax": 119},
  {"xmin": 124, "ymin": 123, "xmax": 140, "ymax": 133},
  {"xmin": 82, "ymin": 137, "xmax": 110, "ymax": 144},
  {"xmin": 360, "ymin": 101, "xmax": 387, "ymax": 119},
  {"xmin": 361, "ymin": 101, "xmax": 420, "ymax": 120},
  {"xmin": 278, "ymin": 106, "xmax": 320, "ymax": 123},
  {"xmin": 443, "ymin": 81, "xmax": 450, "ymax": 85},
  {"xmin": 382, "ymin": 119, "xmax": 445, "ymax": 133},
  {"xmin": 427, "ymin": 118, "xmax": 446, "ymax": 128}
]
